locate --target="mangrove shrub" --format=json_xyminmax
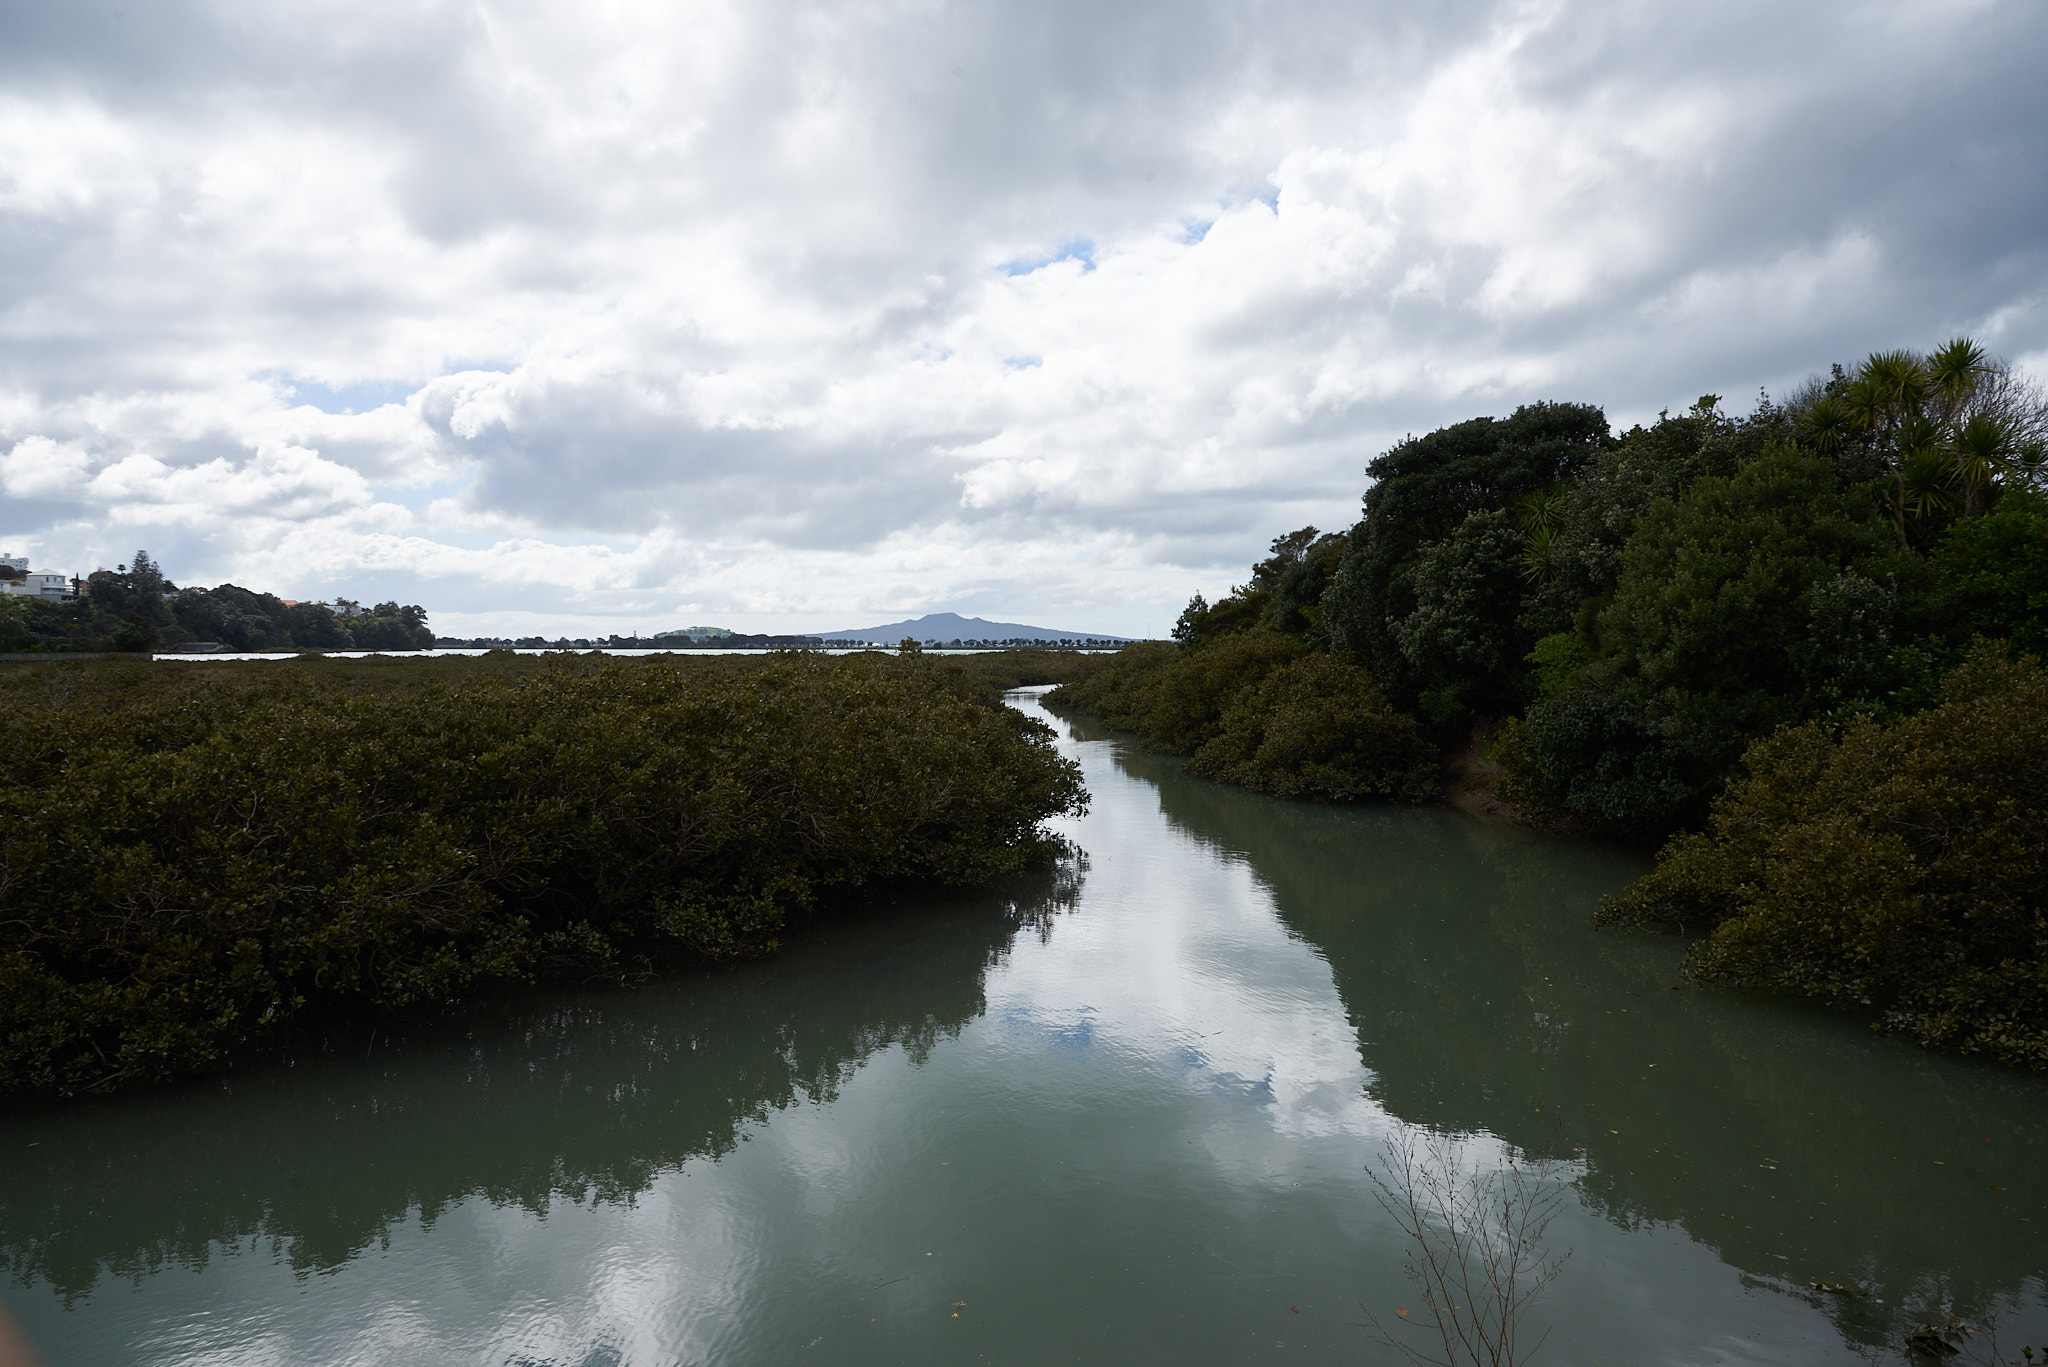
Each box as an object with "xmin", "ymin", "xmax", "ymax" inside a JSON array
[
  {"xmin": 1597, "ymin": 644, "xmax": 2048, "ymax": 1067},
  {"xmin": 0, "ymin": 654, "xmax": 1085, "ymax": 1096},
  {"xmin": 1053, "ymin": 632, "xmax": 1433, "ymax": 802}
]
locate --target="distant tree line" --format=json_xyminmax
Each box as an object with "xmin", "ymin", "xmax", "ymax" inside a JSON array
[
  {"xmin": 0, "ymin": 550, "xmax": 432, "ymax": 653},
  {"xmin": 433, "ymin": 634, "xmax": 833, "ymax": 650},
  {"xmin": 1054, "ymin": 339, "xmax": 2048, "ymax": 1066},
  {"xmin": 430, "ymin": 635, "xmax": 1127, "ymax": 651}
]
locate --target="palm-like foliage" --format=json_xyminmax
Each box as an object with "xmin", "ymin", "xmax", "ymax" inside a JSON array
[
  {"xmin": 1899, "ymin": 447, "xmax": 1960, "ymax": 521},
  {"xmin": 1834, "ymin": 340, "xmax": 2025, "ymax": 542},
  {"xmin": 1927, "ymin": 337, "xmax": 1990, "ymax": 418},
  {"xmin": 1846, "ymin": 352, "xmax": 1931, "ymax": 542},
  {"xmin": 1512, "ymin": 484, "xmax": 1570, "ymax": 535},
  {"xmin": 1520, "ymin": 523, "xmax": 1557, "ymax": 586},
  {"xmin": 1841, "ymin": 374, "xmax": 1890, "ymax": 438},
  {"xmin": 1951, "ymin": 412, "xmax": 2011, "ymax": 515},
  {"xmin": 1511, "ymin": 484, "xmax": 1569, "ymax": 586},
  {"xmin": 1864, "ymin": 350, "xmax": 1930, "ymax": 414},
  {"xmin": 1798, "ymin": 395, "xmax": 1853, "ymax": 454}
]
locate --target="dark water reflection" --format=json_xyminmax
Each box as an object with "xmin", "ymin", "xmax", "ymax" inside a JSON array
[
  {"xmin": 2, "ymin": 692, "xmax": 2043, "ymax": 1365},
  {"xmin": 1111, "ymin": 727, "xmax": 2048, "ymax": 1355},
  {"xmin": 2, "ymin": 868, "xmax": 1074, "ymax": 1299}
]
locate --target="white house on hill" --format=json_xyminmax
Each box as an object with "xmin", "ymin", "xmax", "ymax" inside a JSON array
[{"xmin": 0, "ymin": 554, "xmax": 75, "ymax": 601}]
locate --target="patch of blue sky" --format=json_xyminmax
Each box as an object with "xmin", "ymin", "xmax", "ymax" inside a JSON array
[
  {"xmin": 1214, "ymin": 181, "xmax": 1279, "ymax": 215},
  {"xmin": 1178, "ymin": 218, "xmax": 1214, "ymax": 244},
  {"xmin": 1003, "ymin": 355, "xmax": 1042, "ymax": 371},
  {"xmin": 257, "ymin": 370, "xmax": 418, "ymax": 415},
  {"xmin": 370, "ymin": 464, "xmax": 477, "ymax": 515},
  {"xmin": 1209, "ymin": 1069, "xmax": 1277, "ymax": 1107},
  {"xmin": 1000, "ymin": 1004, "xmax": 1099, "ymax": 1051},
  {"xmin": 996, "ymin": 236, "xmax": 1095, "ymax": 277}
]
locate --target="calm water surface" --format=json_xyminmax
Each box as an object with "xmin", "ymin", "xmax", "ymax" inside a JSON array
[{"xmin": 4, "ymin": 690, "xmax": 2044, "ymax": 1365}]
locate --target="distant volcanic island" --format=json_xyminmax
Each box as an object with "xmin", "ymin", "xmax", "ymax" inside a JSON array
[
  {"xmin": 813, "ymin": 613, "xmax": 1134, "ymax": 646},
  {"xmin": 437, "ymin": 613, "xmax": 1136, "ymax": 651}
]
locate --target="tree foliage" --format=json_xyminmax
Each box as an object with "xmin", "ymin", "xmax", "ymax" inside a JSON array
[
  {"xmin": 0, "ymin": 550, "xmax": 432, "ymax": 653},
  {"xmin": 1389, "ymin": 508, "xmax": 1528, "ymax": 719},
  {"xmin": 1932, "ymin": 489, "xmax": 2048, "ymax": 659},
  {"xmin": 1168, "ymin": 526, "xmax": 1349, "ymax": 651},
  {"xmin": 1037, "ymin": 335, "xmax": 2048, "ymax": 1063},
  {"xmin": 1322, "ymin": 401, "xmax": 1610, "ymax": 693},
  {"xmin": 1519, "ymin": 397, "xmax": 1791, "ymax": 639},
  {"xmin": 1593, "ymin": 443, "xmax": 1930, "ymax": 778},
  {"xmin": 1053, "ymin": 631, "xmax": 1303, "ymax": 753}
]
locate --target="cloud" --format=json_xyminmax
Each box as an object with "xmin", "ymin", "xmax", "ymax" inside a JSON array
[{"xmin": 0, "ymin": 0, "xmax": 2043, "ymax": 636}]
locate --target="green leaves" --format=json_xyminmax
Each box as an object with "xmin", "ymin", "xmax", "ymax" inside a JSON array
[
  {"xmin": 1052, "ymin": 633, "xmax": 1434, "ymax": 802},
  {"xmin": 0, "ymin": 655, "xmax": 1086, "ymax": 1097},
  {"xmin": 1185, "ymin": 652, "xmax": 1437, "ymax": 802},
  {"xmin": 1596, "ymin": 443, "xmax": 1919, "ymax": 779},
  {"xmin": 1932, "ymin": 490, "xmax": 2048, "ymax": 659},
  {"xmin": 1597, "ymin": 643, "xmax": 2048, "ymax": 1069}
]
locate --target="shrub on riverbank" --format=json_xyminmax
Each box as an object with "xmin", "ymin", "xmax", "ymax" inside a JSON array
[
  {"xmin": 0, "ymin": 653, "xmax": 1085, "ymax": 1097},
  {"xmin": 1053, "ymin": 632, "xmax": 1302, "ymax": 753},
  {"xmin": 1597, "ymin": 644, "xmax": 2048, "ymax": 1066},
  {"xmin": 1185, "ymin": 652, "xmax": 1437, "ymax": 801},
  {"xmin": 1050, "ymin": 631, "xmax": 1435, "ymax": 801}
]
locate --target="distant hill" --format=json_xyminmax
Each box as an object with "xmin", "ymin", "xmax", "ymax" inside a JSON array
[{"xmin": 817, "ymin": 612, "xmax": 1135, "ymax": 645}]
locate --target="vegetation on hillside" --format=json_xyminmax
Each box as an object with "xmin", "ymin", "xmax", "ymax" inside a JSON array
[
  {"xmin": 0, "ymin": 550, "xmax": 432, "ymax": 653},
  {"xmin": 1052, "ymin": 339, "xmax": 2048, "ymax": 1062},
  {"xmin": 0, "ymin": 651, "xmax": 1085, "ymax": 1097}
]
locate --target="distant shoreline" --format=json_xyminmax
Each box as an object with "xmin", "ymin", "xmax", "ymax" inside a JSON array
[{"xmin": 67, "ymin": 644, "xmax": 1140, "ymax": 663}]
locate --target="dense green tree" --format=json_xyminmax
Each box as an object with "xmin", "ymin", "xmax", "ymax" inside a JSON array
[
  {"xmin": 1322, "ymin": 401, "xmax": 1609, "ymax": 689},
  {"xmin": 1257, "ymin": 527, "xmax": 1347, "ymax": 639},
  {"xmin": 1168, "ymin": 584, "xmax": 1269, "ymax": 646},
  {"xmin": 1932, "ymin": 488, "xmax": 2048, "ymax": 658},
  {"xmin": 1388, "ymin": 508, "xmax": 1528, "ymax": 720},
  {"xmin": 1521, "ymin": 397, "xmax": 1792, "ymax": 639},
  {"xmin": 167, "ymin": 588, "xmax": 431, "ymax": 650},
  {"xmin": 1504, "ymin": 686, "xmax": 1689, "ymax": 825},
  {"xmin": 351, "ymin": 602, "xmax": 433, "ymax": 651},
  {"xmin": 1595, "ymin": 443, "xmax": 1930, "ymax": 779},
  {"xmin": 81, "ymin": 550, "xmax": 177, "ymax": 650},
  {"xmin": 171, "ymin": 584, "xmax": 297, "ymax": 649},
  {"xmin": 1167, "ymin": 527, "xmax": 1341, "ymax": 650}
]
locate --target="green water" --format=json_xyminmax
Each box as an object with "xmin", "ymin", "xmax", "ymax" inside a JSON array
[{"xmin": 4, "ymin": 690, "xmax": 2044, "ymax": 1365}]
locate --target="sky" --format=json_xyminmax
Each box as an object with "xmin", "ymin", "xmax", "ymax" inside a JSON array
[{"xmin": 1, "ymin": 0, "xmax": 2044, "ymax": 640}]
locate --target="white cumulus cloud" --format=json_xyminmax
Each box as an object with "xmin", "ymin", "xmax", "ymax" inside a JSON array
[{"xmin": 0, "ymin": 0, "xmax": 2043, "ymax": 636}]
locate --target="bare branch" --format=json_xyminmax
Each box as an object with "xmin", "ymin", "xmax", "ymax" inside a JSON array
[{"xmin": 1360, "ymin": 1129, "xmax": 1573, "ymax": 1367}]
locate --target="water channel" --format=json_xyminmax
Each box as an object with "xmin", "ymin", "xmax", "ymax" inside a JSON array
[{"xmin": 4, "ymin": 689, "xmax": 2045, "ymax": 1365}]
